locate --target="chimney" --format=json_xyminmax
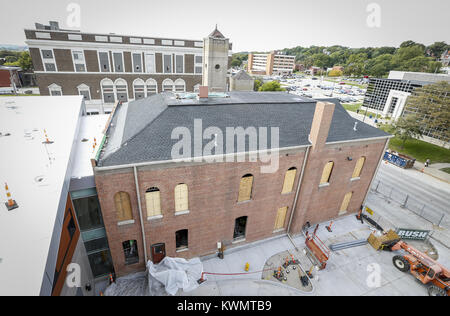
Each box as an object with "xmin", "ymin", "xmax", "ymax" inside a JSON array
[
  {"xmin": 199, "ymin": 86, "xmax": 209, "ymax": 99},
  {"xmin": 309, "ymin": 102, "xmax": 335, "ymax": 151}
]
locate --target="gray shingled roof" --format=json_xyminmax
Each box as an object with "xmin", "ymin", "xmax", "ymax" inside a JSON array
[
  {"xmin": 98, "ymin": 92, "xmax": 390, "ymax": 167},
  {"xmin": 232, "ymin": 70, "xmax": 253, "ymax": 81}
]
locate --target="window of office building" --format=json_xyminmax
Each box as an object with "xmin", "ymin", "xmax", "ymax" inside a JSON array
[
  {"xmin": 77, "ymin": 84, "xmax": 91, "ymax": 101},
  {"xmin": 146, "ymin": 78, "xmax": 158, "ymax": 95},
  {"xmin": 274, "ymin": 207, "xmax": 288, "ymax": 231},
  {"xmin": 340, "ymin": 192, "xmax": 353, "ymax": 215},
  {"xmin": 113, "ymin": 52, "xmax": 124, "ymax": 72},
  {"xmin": 72, "ymin": 50, "xmax": 86, "ymax": 72},
  {"xmin": 352, "ymin": 157, "xmax": 366, "ymax": 179},
  {"xmin": 41, "ymin": 49, "xmax": 57, "ymax": 72},
  {"xmin": 132, "ymin": 53, "xmax": 143, "ymax": 73},
  {"xmin": 174, "ymin": 79, "xmax": 186, "ymax": 92},
  {"xmin": 175, "ymin": 55, "xmax": 184, "ymax": 73},
  {"xmin": 98, "ymin": 52, "xmax": 110, "ymax": 72},
  {"xmin": 101, "ymin": 78, "xmax": 115, "ymax": 103},
  {"xmin": 164, "ymin": 54, "xmax": 172, "ymax": 73},
  {"xmin": 133, "ymin": 78, "xmax": 145, "ymax": 100},
  {"xmin": 162, "ymin": 79, "xmax": 174, "ymax": 92},
  {"xmin": 48, "ymin": 83, "xmax": 62, "ymax": 96},
  {"xmin": 115, "ymin": 78, "xmax": 128, "ymax": 102},
  {"xmin": 145, "ymin": 53, "xmax": 155, "ymax": 73}
]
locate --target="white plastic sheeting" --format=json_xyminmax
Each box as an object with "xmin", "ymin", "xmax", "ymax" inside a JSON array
[
  {"xmin": 104, "ymin": 257, "xmax": 203, "ymax": 296},
  {"xmin": 148, "ymin": 257, "xmax": 203, "ymax": 296}
]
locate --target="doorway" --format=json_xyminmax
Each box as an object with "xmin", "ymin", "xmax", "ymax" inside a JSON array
[
  {"xmin": 233, "ymin": 216, "xmax": 248, "ymax": 240},
  {"xmin": 151, "ymin": 243, "xmax": 166, "ymax": 264}
]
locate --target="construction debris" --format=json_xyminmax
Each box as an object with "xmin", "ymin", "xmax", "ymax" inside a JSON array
[{"xmin": 368, "ymin": 230, "xmax": 401, "ymax": 251}]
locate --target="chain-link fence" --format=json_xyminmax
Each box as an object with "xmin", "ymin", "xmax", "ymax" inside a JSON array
[{"xmin": 371, "ymin": 180, "xmax": 446, "ymax": 227}]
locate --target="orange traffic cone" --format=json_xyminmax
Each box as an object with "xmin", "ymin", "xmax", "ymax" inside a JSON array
[
  {"xmin": 4, "ymin": 182, "xmax": 18, "ymax": 211},
  {"xmin": 42, "ymin": 129, "xmax": 54, "ymax": 144},
  {"xmin": 326, "ymin": 221, "xmax": 334, "ymax": 232}
]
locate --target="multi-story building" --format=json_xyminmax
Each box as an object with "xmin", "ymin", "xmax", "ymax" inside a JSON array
[
  {"xmin": 25, "ymin": 22, "xmax": 232, "ymax": 113},
  {"xmin": 89, "ymin": 29, "xmax": 391, "ymax": 277},
  {"xmin": 248, "ymin": 51, "xmax": 295, "ymax": 76},
  {"xmin": 362, "ymin": 71, "xmax": 450, "ymax": 146}
]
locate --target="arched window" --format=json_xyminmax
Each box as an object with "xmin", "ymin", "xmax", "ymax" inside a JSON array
[
  {"xmin": 77, "ymin": 83, "xmax": 91, "ymax": 101},
  {"xmin": 176, "ymin": 229, "xmax": 188, "ymax": 251},
  {"xmin": 133, "ymin": 78, "xmax": 145, "ymax": 100},
  {"xmin": 146, "ymin": 187, "xmax": 161, "ymax": 218},
  {"xmin": 114, "ymin": 78, "xmax": 128, "ymax": 102},
  {"xmin": 174, "ymin": 184, "xmax": 189, "ymax": 213},
  {"xmin": 146, "ymin": 78, "xmax": 158, "ymax": 95},
  {"xmin": 162, "ymin": 79, "xmax": 174, "ymax": 92},
  {"xmin": 339, "ymin": 192, "xmax": 353, "ymax": 215},
  {"xmin": 282, "ymin": 167, "xmax": 297, "ymax": 194},
  {"xmin": 48, "ymin": 83, "xmax": 62, "ymax": 96},
  {"xmin": 122, "ymin": 240, "xmax": 139, "ymax": 265},
  {"xmin": 174, "ymin": 79, "xmax": 186, "ymax": 92},
  {"xmin": 274, "ymin": 207, "xmax": 288, "ymax": 231},
  {"xmin": 238, "ymin": 174, "xmax": 254, "ymax": 202},
  {"xmin": 114, "ymin": 192, "xmax": 133, "ymax": 222},
  {"xmin": 352, "ymin": 157, "xmax": 366, "ymax": 179},
  {"xmin": 101, "ymin": 78, "xmax": 115, "ymax": 103},
  {"xmin": 320, "ymin": 161, "xmax": 334, "ymax": 185}
]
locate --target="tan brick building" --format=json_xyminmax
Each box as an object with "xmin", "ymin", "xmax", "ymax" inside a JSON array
[
  {"xmin": 248, "ymin": 51, "xmax": 296, "ymax": 76},
  {"xmin": 24, "ymin": 22, "xmax": 233, "ymax": 114}
]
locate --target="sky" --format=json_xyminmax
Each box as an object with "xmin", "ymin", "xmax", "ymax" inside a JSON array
[{"xmin": 1, "ymin": 0, "xmax": 449, "ymax": 52}]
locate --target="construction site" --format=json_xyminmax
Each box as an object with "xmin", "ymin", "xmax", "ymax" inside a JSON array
[{"xmin": 101, "ymin": 209, "xmax": 450, "ymax": 296}]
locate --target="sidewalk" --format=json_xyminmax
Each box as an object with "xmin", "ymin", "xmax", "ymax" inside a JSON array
[{"xmin": 413, "ymin": 161, "xmax": 450, "ymax": 184}]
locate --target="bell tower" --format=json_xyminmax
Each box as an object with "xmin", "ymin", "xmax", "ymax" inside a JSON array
[{"xmin": 202, "ymin": 25, "xmax": 229, "ymax": 92}]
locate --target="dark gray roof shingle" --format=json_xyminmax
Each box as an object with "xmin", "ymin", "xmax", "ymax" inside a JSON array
[{"xmin": 98, "ymin": 92, "xmax": 389, "ymax": 167}]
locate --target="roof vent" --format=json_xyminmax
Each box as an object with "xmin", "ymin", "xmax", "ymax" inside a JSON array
[{"xmin": 353, "ymin": 122, "xmax": 358, "ymax": 132}]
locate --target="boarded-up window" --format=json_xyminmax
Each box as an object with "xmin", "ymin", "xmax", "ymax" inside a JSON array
[
  {"xmin": 320, "ymin": 161, "xmax": 334, "ymax": 184},
  {"xmin": 146, "ymin": 187, "xmax": 161, "ymax": 217},
  {"xmin": 352, "ymin": 157, "xmax": 366, "ymax": 178},
  {"xmin": 274, "ymin": 207, "xmax": 288, "ymax": 230},
  {"xmin": 238, "ymin": 174, "xmax": 254, "ymax": 202},
  {"xmin": 175, "ymin": 184, "xmax": 189, "ymax": 212},
  {"xmin": 114, "ymin": 192, "xmax": 133, "ymax": 222},
  {"xmin": 339, "ymin": 192, "xmax": 353, "ymax": 215},
  {"xmin": 282, "ymin": 168, "xmax": 297, "ymax": 194}
]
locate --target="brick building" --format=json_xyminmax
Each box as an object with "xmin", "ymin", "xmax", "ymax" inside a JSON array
[
  {"xmin": 24, "ymin": 22, "xmax": 233, "ymax": 113},
  {"xmin": 248, "ymin": 51, "xmax": 296, "ymax": 76},
  {"xmin": 90, "ymin": 90, "xmax": 390, "ymax": 276}
]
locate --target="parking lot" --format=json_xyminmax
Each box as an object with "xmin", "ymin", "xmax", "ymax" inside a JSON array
[{"xmin": 275, "ymin": 75, "xmax": 367, "ymax": 103}]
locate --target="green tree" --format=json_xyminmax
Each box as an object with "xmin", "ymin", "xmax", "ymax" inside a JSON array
[
  {"xmin": 389, "ymin": 114, "xmax": 424, "ymax": 149},
  {"xmin": 254, "ymin": 79, "xmax": 262, "ymax": 91},
  {"xmin": 18, "ymin": 51, "xmax": 33, "ymax": 71},
  {"xmin": 344, "ymin": 53, "xmax": 367, "ymax": 76},
  {"xmin": 405, "ymin": 81, "xmax": 450, "ymax": 141},
  {"xmin": 258, "ymin": 81, "xmax": 286, "ymax": 92},
  {"xmin": 427, "ymin": 42, "xmax": 449, "ymax": 58}
]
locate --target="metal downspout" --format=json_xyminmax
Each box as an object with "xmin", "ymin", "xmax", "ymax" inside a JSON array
[
  {"xmin": 286, "ymin": 146, "xmax": 311, "ymax": 247},
  {"xmin": 133, "ymin": 166, "xmax": 148, "ymax": 264}
]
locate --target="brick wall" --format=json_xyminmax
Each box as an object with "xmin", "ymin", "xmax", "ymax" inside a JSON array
[
  {"xmin": 95, "ymin": 151, "xmax": 307, "ymax": 276},
  {"xmin": 94, "ymin": 137, "xmax": 387, "ymax": 276}
]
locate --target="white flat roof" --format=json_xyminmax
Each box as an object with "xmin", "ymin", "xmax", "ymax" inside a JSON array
[
  {"xmin": 71, "ymin": 114, "xmax": 109, "ymax": 181},
  {"xmin": 0, "ymin": 96, "xmax": 83, "ymax": 296}
]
